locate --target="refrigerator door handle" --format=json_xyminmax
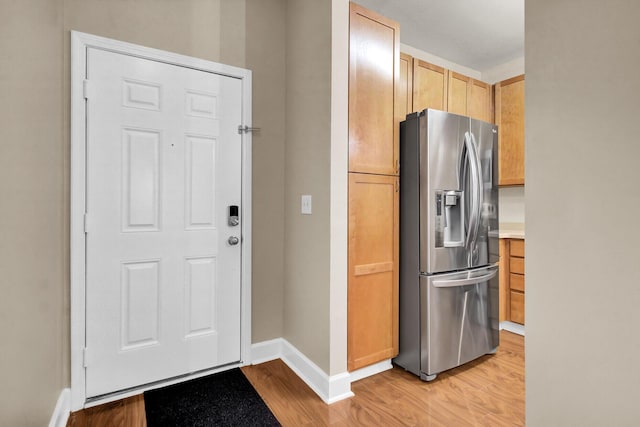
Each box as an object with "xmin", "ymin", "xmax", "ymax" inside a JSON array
[
  {"xmin": 463, "ymin": 131, "xmax": 484, "ymax": 260},
  {"xmin": 432, "ymin": 269, "xmax": 497, "ymax": 288},
  {"xmin": 462, "ymin": 133, "xmax": 477, "ymax": 248},
  {"xmin": 470, "ymin": 131, "xmax": 484, "ymax": 245}
]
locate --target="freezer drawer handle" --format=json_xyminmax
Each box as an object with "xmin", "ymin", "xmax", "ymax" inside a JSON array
[{"xmin": 432, "ymin": 269, "xmax": 497, "ymax": 288}]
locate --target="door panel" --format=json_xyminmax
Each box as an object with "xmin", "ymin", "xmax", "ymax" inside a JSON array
[
  {"xmin": 121, "ymin": 129, "xmax": 161, "ymax": 231},
  {"xmin": 420, "ymin": 266, "xmax": 499, "ymax": 376},
  {"xmin": 184, "ymin": 257, "xmax": 217, "ymax": 337},
  {"xmin": 397, "ymin": 52, "xmax": 413, "ymax": 120},
  {"xmin": 185, "ymin": 135, "xmax": 217, "ymax": 229},
  {"xmin": 417, "ymin": 110, "xmax": 498, "ymax": 274},
  {"xmin": 121, "ymin": 260, "xmax": 160, "ymax": 349},
  {"xmin": 348, "ymin": 3, "xmax": 400, "ymax": 175},
  {"xmin": 447, "ymin": 72, "xmax": 470, "ymax": 116},
  {"xmin": 468, "ymin": 79, "xmax": 491, "ymax": 123},
  {"xmin": 412, "ymin": 60, "xmax": 447, "ymax": 112},
  {"xmin": 348, "ymin": 173, "xmax": 399, "ymax": 371},
  {"xmin": 495, "ymin": 75, "xmax": 525, "ymax": 185},
  {"xmin": 85, "ymin": 47, "xmax": 242, "ymax": 397}
]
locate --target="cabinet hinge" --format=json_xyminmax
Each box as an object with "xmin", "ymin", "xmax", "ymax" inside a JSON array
[
  {"xmin": 396, "ymin": 180, "xmax": 399, "ymax": 192},
  {"xmin": 83, "ymin": 347, "xmax": 89, "ymax": 367},
  {"xmin": 396, "ymin": 159, "xmax": 400, "ymax": 173},
  {"xmin": 84, "ymin": 213, "xmax": 89, "ymax": 233},
  {"xmin": 83, "ymin": 79, "xmax": 93, "ymax": 99}
]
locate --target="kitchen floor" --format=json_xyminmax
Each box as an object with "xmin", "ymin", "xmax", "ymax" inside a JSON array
[
  {"xmin": 68, "ymin": 330, "xmax": 524, "ymax": 426},
  {"xmin": 244, "ymin": 330, "xmax": 524, "ymax": 426}
]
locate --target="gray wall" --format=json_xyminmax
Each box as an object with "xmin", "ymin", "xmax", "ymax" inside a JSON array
[
  {"xmin": 0, "ymin": 0, "xmax": 289, "ymax": 424},
  {"xmin": 283, "ymin": 0, "xmax": 333, "ymax": 373},
  {"xmin": 246, "ymin": 0, "xmax": 287, "ymax": 345},
  {"xmin": 526, "ymin": 0, "xmax": 640, "ymax": 424},
  {"xmin": 0, "ymin": 1, "xmax": 65, "ymax": 425}
]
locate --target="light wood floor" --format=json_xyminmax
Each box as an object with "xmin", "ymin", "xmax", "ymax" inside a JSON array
[{"xmin": 68, "ymin": 330, "xmax": 524, "ymax": 426}]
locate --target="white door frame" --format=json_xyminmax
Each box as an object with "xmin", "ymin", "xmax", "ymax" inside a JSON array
[{"xmin": 70, "ymin": 31, "xmax": 252, "ymax": 411}]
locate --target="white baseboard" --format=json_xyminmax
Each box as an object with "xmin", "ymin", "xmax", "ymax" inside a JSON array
[
  {"xmin": 280, "ymin": 339, "xmax": 354, "ymax": 404},
  {"xmin": 348, "ymin": 359, "xmax": 393, "ymax": 383},
  {"xmin": 49, "ymin": 388, "xmax": 70, "ymax": 427},
  {"xmin": 325, "ymin": 371, "xmax": 353, "ymax": 404},
  {"xmin": 249, "ymin": 338, "xmax": 283, "ymax": 365},
  {"xmin": 500, "ymin": 321, "xmax": 525, "ymax": 336},
  {"xmin": 251, "ymin": 339, "xmax": 354, "ymax": 404}
]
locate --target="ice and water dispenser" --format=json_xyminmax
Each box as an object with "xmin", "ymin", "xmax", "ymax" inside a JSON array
[{"xmin": 434, "ymin": 190, "xmax": 464, "ymax": 248}]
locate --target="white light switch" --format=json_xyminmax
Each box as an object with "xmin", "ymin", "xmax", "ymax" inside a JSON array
[{"xmin": 301, "ymin": 195, "xmax": 312, "ymax": 215}]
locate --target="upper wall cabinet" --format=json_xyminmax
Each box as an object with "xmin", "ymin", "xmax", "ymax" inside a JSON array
[
  {"xmin": 405, "ymin": 56, "xmax": 492, "ymax": 124},
  {"xmin": 412, "ymin": 60, "xmax": 447, "ymax": 112},
  {"xmin": 396, "ymin": 53, "xmax": 413, "ymax": 123},
  {"xmin": 469, "ymin": 79, "xmax": 492, "ymax": 123},
  {"xmin": 495, "ymin": 74, "xmax": 525, "ymax": 186},
  {"xmin": 448, "ymin": 71, "xmax": 492, "ymax": 122},
  {"xmin": 349, "ymin": 3, "xmax": 400, "ymax": 175},
  {"xmin": 447, "ymin": 71, "xmax": 470, "ymax": 117}
]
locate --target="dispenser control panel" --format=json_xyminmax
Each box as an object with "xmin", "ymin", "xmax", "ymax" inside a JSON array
[{"xmin": 434, "ymin": 190, "xmax": 465, "ymax": 248}]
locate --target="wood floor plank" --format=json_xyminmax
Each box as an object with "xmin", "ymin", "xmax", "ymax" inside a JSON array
[
  {"xmin": 243, "ymin": 330, "xmax": 524, "ymax": 426},
  {"xmin": 68, "ymin": 330, "xmax": 524, "ymax": 426},
  {"xmin": 67, "ymin": 395, "xmax": 146, "ymax": 427}
]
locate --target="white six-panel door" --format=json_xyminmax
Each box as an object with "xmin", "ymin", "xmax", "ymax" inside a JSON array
[{"xmin": 84, "ymin": 47, "xmax": 242, "ymax": 397}]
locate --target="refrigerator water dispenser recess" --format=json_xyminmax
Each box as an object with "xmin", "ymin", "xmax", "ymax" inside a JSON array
[{"xmin": 435, "ymin": 190, "xmax": 465, "ymax": 248}]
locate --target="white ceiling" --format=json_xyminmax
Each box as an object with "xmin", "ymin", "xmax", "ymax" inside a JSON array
[{"xmin": 354, "ymin": 0, "xmax": 524, "ymax": 72}]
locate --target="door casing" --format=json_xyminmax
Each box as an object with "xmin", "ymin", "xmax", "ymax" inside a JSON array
[{"xmin": 70, "ymin": 31, "xmax": 252, "ymax": 410}]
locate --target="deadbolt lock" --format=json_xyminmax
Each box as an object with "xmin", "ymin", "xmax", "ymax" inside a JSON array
[{"xmin": 228, "ymin": 205, "xmax": 239, "ymax": 226}]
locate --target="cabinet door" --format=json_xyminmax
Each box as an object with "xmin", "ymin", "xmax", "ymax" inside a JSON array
[
  {"xmin": 349, "ymin": 3, "xmax": 400, "ymax": 175},
  {"xmin": 413, "ymin": 60, "xmax": 447, "ymax": 112},
  {"xmin": 397, "ymin": 53, "xmax": 413, "ymax": 122},
  {"xmin": 348, "ymin": 173, "xmax": 399, "ymax": 371},
  {"xmin": 498, "ymin": 239, "xmax": 509, "ymax": 322},
  {"xmin": 469, "ymin": 79, "xmax": 492, "ymax": 123},
  {"xmin": 495, "ymin": 75, "xmax": 525, "ymax": 186},
  {"xmin": 510, "ymin": 291, "xmax": 525, "ymax": 324},
  {"xmin": 447, "ymin": 71, "xmax": 470, "ymax": 116}
]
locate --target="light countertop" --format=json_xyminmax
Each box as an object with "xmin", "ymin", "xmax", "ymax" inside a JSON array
[{"xmin": 498, "ymin": 222, "xmax": 525, "ymax": 239}]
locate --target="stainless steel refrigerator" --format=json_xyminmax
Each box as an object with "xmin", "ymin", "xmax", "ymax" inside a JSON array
[{"xmin": 394, "ymin": 109, "xmax": 499, "ymax": 381}]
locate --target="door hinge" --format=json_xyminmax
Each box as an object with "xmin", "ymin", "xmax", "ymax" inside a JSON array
[
  {"xmin": 83, "ymin": 347, "xmax": 89, "ymax": 367},
  {"xmin": 83, "ymin": 79, "xmax": 93, "ymax": 99},
  {"xmin": 396, "ymin": 159, "xmax": 400, "ymax": 173},
  {"xmin": 237, "ymin": 125, "xmax": 261, "ymax": 135},
  {"xmin": 84, "ymin": 213, "xmax": 89, "ymax": 233}
]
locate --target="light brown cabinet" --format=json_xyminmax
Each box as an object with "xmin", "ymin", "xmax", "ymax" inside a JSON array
[
  {"xmin": 498, "ymin": 239, "xmax": 508, "ymax": 322},
  {"xmin": 447, "ymin": 71, "xmax": 470, "ymax": 116},
  {"xmin": 447, "ymin": 71, "xmax": 492, "ymax": 122},
  {"xmin": 348, "ymin": 3, "xmax": 400, "ymax": 176},
  {"xmin": 412, "ymin": 59, "xmax": 447, "ymax": 112},
  {"xmin": 348, "ymin": 2, "xmax": 400, "ymax": 372},
  {"xmin": 469, "ymin": 79, "xmax": 492, "ymax": 123},
  {"xmin": 397, "ymin": 53, "xmax": 413, "ymax": 123},
  {"xmin": 495, "ymin": 75, "xmax": 525, "ymax": 186},
  {"xmin": 499, "ymin": 238, "xmax": 525, "ymax": 325},
  {"xmin": 347, "ymin": 173, "xmax": 399, "ymax": 371},
  {"xmin": 404, "ymin": 56, "xmax": 492, "ymax": 123}
]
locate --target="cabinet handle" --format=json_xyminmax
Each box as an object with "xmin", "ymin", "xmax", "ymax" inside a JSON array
[{"xmin": 433, "ymin": 269, "xmax": 497, "ymax": 288}]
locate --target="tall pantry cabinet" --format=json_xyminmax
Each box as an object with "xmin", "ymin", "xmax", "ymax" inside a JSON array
[{"xmin": 348, "ymin": 2, "xmax": 400, "ymax": 371}]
